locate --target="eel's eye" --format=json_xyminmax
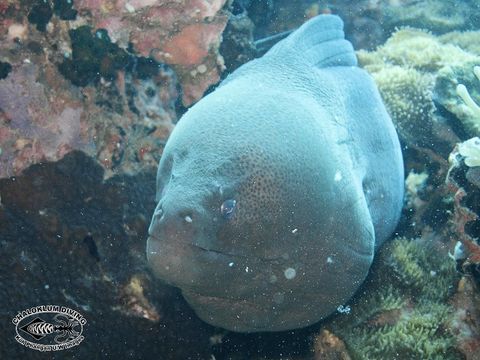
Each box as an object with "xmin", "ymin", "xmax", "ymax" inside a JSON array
[{"xmin": 220, "ymin": 199, "xmax": 237, "ymax": 220}]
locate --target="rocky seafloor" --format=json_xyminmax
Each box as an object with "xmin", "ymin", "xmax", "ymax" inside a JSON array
[{"xmin": 1, "ymin": 0, "xmax": 480, "ymax": 359}]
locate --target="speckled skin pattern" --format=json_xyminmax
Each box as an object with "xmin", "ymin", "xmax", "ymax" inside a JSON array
[{"xmin": 147, "ymin": 15, "xmax": 404, "ymax": 332}]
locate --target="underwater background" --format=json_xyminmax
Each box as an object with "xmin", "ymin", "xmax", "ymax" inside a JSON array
[{"xmin": 1, "ymin": 0, "xmax": 480, "ymax": 359}]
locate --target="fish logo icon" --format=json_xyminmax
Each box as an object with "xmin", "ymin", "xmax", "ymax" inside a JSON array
[
  {"xmin": 12, "ymin": 305, "xmax": 86, "ymax": 352},
  {"xmin": 20, "ymin": 314, "xmax": 81, "ymax": 342}
]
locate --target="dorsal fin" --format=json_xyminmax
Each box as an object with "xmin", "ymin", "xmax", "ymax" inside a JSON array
[{"xmin": 265, "ymin": 14, "xmax": 357, "ymax": 68}]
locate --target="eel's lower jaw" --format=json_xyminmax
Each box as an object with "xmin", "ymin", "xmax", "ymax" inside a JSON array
[
  {"xmin": 182, "ymin": 289, "xmax": 276, "ymax": 332},
  {"xmin": 147, "ymin": 233, "xmax": 247, "ymax": 260},
  {"xmin": 146, "ymin": 235, "xmax": 242, "ymax": 288}
]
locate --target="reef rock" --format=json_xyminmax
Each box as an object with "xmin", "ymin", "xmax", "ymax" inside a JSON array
[
  {"xmin": 358, "ymin": 28, "xmax": 480, "ymax": 155},
  {"xmin": 0, "ymin": 2, "xmax": 178, "ymax": 179},
  {"xmin": 74, "ymin": 0, "xmax": 229, "ymax": 106}
]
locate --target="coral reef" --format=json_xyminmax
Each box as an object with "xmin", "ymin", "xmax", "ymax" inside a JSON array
[
  {"xmin": 219, "ymin": 12, "xmax": 256, "ymax": 73},
  {"xmin": 1, "ymin": 1, "xmax": 480, "ymax": 359},
  {"xmin": 435, "ymin": 64, "xmax": 480, "ymax": 137},
  {"xmin": 439, "ymin": 31, "xmax": 480, "ymax": 56},
  {"xmin": 456, "ymin": 66, "xmax": 480, "ymax": 136},
  {"xmin": 327, "ymin": 237, "xmax": 461, "ymax": 360},
  {"xmin": 73, "ymin": 0, "xmax": 229, "ymax": 106},
  {"xmin": 0, "ymin": 152, "xmax": 215, "ymax": 359},
  {"xmin": 458, "ymin": 137, "xmax": 480, "ymax": 167},
  {"xmin": 312, "ymin": 330, "xmax": 351, "ymax": 360},
  {"xmin": 446, "ymin": 140, "xmax": 480, "ymax": 268},
  {"xmin": 457, "ymin": 67, "xmax": 480, "ymax": 120},
  {"xmin": 358, "ymin": 27, "xmax": 480, "ymax": 152},
  {"xmin": 450, "ymin": 277, "xmax": 480, "ymax": 360},
  {"xmin": 445, "ymin": 140, "xmax": 480, "ymax": 358},
  {"xmin": 239, "ymin": 0, "xmax": 480, "ymax": 53},
  {"xmin": 369, "ymin": 65, "xmax": 436, "ymax": 148},
  {"xmin": 0, "ymin": 3, "xmax": 178, "ymax": 179},
  {"xmin": 382, "ymin": 0, "xmax": 480, "ymax": 35}
]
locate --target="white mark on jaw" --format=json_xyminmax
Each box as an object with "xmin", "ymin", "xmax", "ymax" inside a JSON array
[
  {"xmin": 184, "ymin": 215, "xmax": 193, "ymax": 223},
  {"xmin": 228, "ymin": 262, "xmax": 234, "ymax": 267},
  {"xmin": 327, "ymin": 256, "xmax": 334, "ymax": 264},
  {"xmin": 334, "ymin": 170, "xmax": 343, "ymax": 182},
  {"xmin": 284, "ymin": 267, "xmax": 296, "ymax": 280},
  {"xmin": 337, "ymin": 305, "xmax": 351, "ymax": 314},
  {"xmin": 291, "ymin": 228, "xmax": 298, "ymax": 234}
]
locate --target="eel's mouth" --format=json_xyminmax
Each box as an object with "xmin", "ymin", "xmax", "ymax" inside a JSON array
[
  {"xmin": 146, "ymin": 234, "xmax": 255, "ymax": 291},
  {"xmin": 181, "ymin": 289, "xmax": 274, "ymax": 332},
  {"xmin": 147, "ymin": 234, "xmax": 244, "ymax": 260}
]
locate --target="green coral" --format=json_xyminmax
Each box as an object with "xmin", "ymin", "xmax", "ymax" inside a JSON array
[
  {"xmin": 328, "ymin": 237, "xmax": 460, "ymax": 360},
  {"xmin": 358, "ymin": 28, "xmax": 478, "ymax": 73},
  {"xmin": 382, "ymin": 0, "xmax": 476, "ymax": 35},
  {"xmin": 349, "ymin": 303, "xmax": 455, "ymax": 360},
  {"xmin": 389, "ymin": 238, "xmax": 457, "ymax": 300},
  {"xmin": 435, "ymin": 63, "xmax": 480, "ymax": 136},
  {"xmin": 358, "ymin": 27, "xmax": 480, "ymax": 146},
  {"xmin": 439, "ymin": 31, "xmax": 480, "ymax": 56},
  {"xmin": 370, "ymin": 65, "xmax": 435, "ymax": 147}
]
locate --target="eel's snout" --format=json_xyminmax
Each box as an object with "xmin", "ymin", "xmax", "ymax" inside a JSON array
[
  {"xmin": 146, "ymin": 199, "xmax": 213, "ymax": 288},
  {"xmin": 148, "ymin": 201, "xmax": 197, "ymax": 242}
]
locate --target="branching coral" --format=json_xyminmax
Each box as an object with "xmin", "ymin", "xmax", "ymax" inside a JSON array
[
  {"xmin": 457, "ymin": 137, "xmax": 480, "ymax": 167},
  {"xmin": 358, "ymin": 27, "xmax": 480, "ymax": 149},
  {"xmin": 456, "ymin": 66, "xmax": 480, "ymax": 134},
  {"xmin": 348, "ymin": 302, "xmax": 456, "ymax": 360},
  {"xmin": 389, "ymin": 238, "xmax": 458, "ymax": 300}
]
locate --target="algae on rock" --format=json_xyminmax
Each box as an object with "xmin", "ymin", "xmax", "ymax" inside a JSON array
[{"xmin": 328, "ymin": 237, "xmax": 460, "ymax": 360}]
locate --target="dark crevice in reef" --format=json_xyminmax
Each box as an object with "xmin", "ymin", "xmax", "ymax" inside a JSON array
[
  {"xmin": 27, "ymin": 0, "xmax": 53, "ymax": 32},
  {"xmin": 27, "ymin": 0, "xmax": 77, "ymax": 32},
  {"xmin": 58, "ymin": 26, "xmax": 170, "ymax": 91},
  {"xmin": 0, "ymin": 61, "xmax": 12, "ymax": 80},
  {"xmin": 0, "ymin": 151, "xmax": 214, "ymax": 359},
  {"xmin": 53, "ymin": 0, "xmax": 77, "ymax": 20},
  {"xmin": 59, "ymin": 27, "xmax": 131, "ymax": 86}
]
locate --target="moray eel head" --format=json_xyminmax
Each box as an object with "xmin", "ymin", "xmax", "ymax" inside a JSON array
[
  {"xmin": 147, "ymin": 14, "xmax": 403, "ymax": 332},
  {"xmin": 147, "ymin": 93, "xmax": 375, "ymax": 332}
]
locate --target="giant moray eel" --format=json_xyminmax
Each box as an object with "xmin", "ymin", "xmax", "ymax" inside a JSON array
[{"xmin": 147, "ymin": 14, "xmax": 404, "ymax": 332}]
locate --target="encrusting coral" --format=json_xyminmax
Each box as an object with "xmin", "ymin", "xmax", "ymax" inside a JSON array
[
  {"xmin": 369, "ymin": 65, "xmax": 435, "ymax": 148},
  {"xmin": 327, "ymin": 237, "xmax": 460, "ymax": 360},
  {"xmin": 382, "ymin": 0, "xmax": 478, "ymax": 35},
  {"xmin": 358, "ymin": 27, "xmax": 480, "ymax": 150}
]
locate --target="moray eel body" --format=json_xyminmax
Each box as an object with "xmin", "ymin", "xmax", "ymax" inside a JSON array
[{"xmin": 147, "ymin": 14, "xmax": 404, "ymax": 332}]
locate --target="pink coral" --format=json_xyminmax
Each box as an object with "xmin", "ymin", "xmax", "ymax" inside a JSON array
[
  {"xmin": 0, "ymin": 64, "xmax": 90, "ymax": 177},
  {"xmin": 75, "ymin": 0, "xmax": 228, "ymax": 105}
]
